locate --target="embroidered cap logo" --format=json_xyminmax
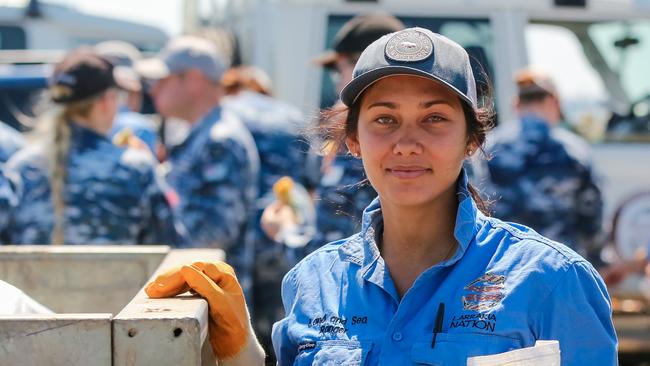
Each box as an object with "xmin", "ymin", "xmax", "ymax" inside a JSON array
[{"xmin": 385, "ymin": 29, "xmax": 433, "ymax": 63}]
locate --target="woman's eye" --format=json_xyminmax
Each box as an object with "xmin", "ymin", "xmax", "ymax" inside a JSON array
[
  {"xmin": 375, "ymin": 116, "xmax": 395, "ymax": 125},
  {"xmin": 424, "ymin": 114, "xmax": 446, "ymax": 123}
]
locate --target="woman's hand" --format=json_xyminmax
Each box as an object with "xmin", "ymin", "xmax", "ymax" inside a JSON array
[
  {"xmin": 260, "ymin": 201, "xmax": 298, "ymax": 240},
  {"xmin": 145, "ymin": 262, "xmax": 264, "ymax": 364}
]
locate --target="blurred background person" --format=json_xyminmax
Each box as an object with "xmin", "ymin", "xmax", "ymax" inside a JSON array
[
  {"xmin": 1, "ymin": 47, "xmax": 178, "ymax": 245},
  {"xmin": 221, "ymin": 65, "xmax": 316, "ymax": 360},
  {"xmin": 257, "ymin": 15, "xmax": 403, "ymax": 362},
  {"xmin": 137, "ymin": 36, "xmax": 260, "ymax": 296},
  {"xmin": 474, "ymin": 67, "xmax": 604, "ymax": 264},
  {"xmin": 308, "ymin": 13, "xmax": 404, "ymax": 249},
  {"xmin": 94, "ymin": 40, "xmax": 159, "ymax": 154}
]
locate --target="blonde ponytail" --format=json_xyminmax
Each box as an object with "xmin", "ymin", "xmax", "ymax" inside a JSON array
[{"xmin": 46, "ymin": 98, "xmax": 95, "ymax": 244}]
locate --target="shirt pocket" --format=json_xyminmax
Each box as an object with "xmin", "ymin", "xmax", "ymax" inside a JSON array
[
  {"xmin": 410, "ymin": 333, "xmax": 521, "ymax": 365},
  {"xmin": 294, "ymin": 339, "xmax": 372, "ymax": 366}
]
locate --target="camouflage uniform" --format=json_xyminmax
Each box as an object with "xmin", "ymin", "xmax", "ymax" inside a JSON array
[
  {"xmin": 223, "ymin": 91, "xmax": 316, "ymax": 196},
  {"xmin": 309, "ymin": 154, "xmax": 377, "ymax": 252},
  {"xmin": 109, "ymin": 107, "xmax": 159, "ymax": 153},
  {"xmin": 0, "ymin": 121, "xmax": 22, "ymax": 231},
  {"xmin": 223, "ymin": 91, "xmax": 316, "ymax": 358},
  {"xmin": 0, "ymin": 168, "xmax": 16, "ymax": 232},
  {"xmin": 2, "ymin": 123, "xmax": 178, "ymax": 245},
  {"xmin": 0, "ymin": 121, "xmax": 24, "ymax": 164},
  {"xmin": 475, "ymin": 115, "xmax": 603, "ymax": 260},
  {"xmin": 165, "ymin": 106, "xmax": 259, "ymax": 295}
]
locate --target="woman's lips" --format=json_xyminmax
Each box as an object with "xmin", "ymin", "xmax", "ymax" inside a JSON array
[{"xmin": 386, "ymin": 166, "xmax": 432, "ymax": 179}]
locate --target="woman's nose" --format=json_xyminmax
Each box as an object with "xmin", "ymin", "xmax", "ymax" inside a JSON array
[{"xmin": 392, "ymin": 127, "xmax": 424, "ymax": 156}]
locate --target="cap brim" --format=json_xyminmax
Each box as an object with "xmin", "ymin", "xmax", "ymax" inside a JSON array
[
  {"xmin": 311, "ymin": 51, "xmax": 338, "ymax": 68},
  {"xmin": 113, "ymin": 66, "xmax": 141, "ymax": 92},
  {"xmin": 340, "ymin": 66, "xmax": 476, "ymax": 109},
  {"xmin": 134, "ymin": 58, "xmax": 170, "ymax": 80}
]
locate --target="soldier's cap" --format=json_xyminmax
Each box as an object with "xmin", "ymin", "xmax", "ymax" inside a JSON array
[
  {"xmin": 313, "ymin": 14, "xmax": 404, "ymax": 68},
  {"xmin": 340, "ymin": 27, "xmax": 477, "ymax": 110},
  {"xmin": 94, "ymin": 40, "xmax": 143, "ymax": 92},
  {"xmin": 515, "ymin": 67, "xmax": 558, "ymax": 99},
  {"xmin": 49, "ymin": 46, "xmax": 138, "ymax": 104},
  {"xmin": 135, "ymin": 36, "xmax": 227, "ymax": 82}
]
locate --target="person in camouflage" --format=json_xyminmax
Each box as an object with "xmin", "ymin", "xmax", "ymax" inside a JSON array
[
  {"xmin": 95, "ymin": 40, "xmax": 159, "ymax": 155},
  {"xmin": 307, "ymin": 14, "xmax": 404, "ymax": 252},
  {"xmin": 138, "ymin": 36, "xmax": 260, "ymax": 295},
  {"xmin": 221, "ymin": 66, "xmax": 318, "ymax": 361},
  {"xmin": 1, "ymin": 47, "xmax": 177, "ymax": 245},
  {"xmin": 256, "ymin": 15, "xmax": 403, "ymax": 363},
  {"xmin": 475, "ymin": 67, "xmax": 603, "ymax": 262}
]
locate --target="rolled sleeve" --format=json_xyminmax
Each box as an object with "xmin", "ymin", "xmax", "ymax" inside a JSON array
[{"xmin": 533, "ymin": 260, "xmax": 617, "ymax": 366}]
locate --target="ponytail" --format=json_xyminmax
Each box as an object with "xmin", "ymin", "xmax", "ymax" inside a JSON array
[
  {"xmin": 49, "ymin": 111, "xmax": 71, "ymax": 244},
  {"xmin": 45, "ymin": 98, "xmax": 95, "ymax": 244}
]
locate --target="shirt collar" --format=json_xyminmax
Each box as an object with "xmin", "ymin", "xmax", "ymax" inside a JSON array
[
  {"xmin": 170, "ymin": 105, "xmax": 221, "ymax": 154},
  {"xmin": 339, "ymin": 168, "xmax": 481, "ymax": 272}
]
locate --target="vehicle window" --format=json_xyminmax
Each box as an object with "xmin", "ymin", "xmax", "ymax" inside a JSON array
[
  {"xmin": 321, "ymin": 15, "xmax": 494, "ymax": 109},
  {"xmin": 0, "ymin": 26, "xmax": 27, "ymax": 50},
  {"xmin": 526, "ymin": 21, "xmax": 650, "ymax": 142},
  {"xmin": 589, "ymin": 20, "xmax": 650, "ymax": 142}
]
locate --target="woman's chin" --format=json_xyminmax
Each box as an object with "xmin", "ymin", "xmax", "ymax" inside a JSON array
[{"xmin": 381, "ymin": 188, "xmax": 435, "ymax": 207}]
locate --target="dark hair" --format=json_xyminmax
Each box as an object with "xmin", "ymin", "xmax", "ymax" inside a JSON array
[{"xmin": 317, "ymin": 80, "xmax": 495, "ymax": 214}]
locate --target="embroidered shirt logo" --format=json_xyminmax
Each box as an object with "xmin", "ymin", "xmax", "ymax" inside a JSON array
[
  {"xmin": 462, "ymin": 273, "xmax": 506, "ymax": 311},
  {"xmin": 298, "ymin": 341, "xmax": 317, "ymax": 352}
]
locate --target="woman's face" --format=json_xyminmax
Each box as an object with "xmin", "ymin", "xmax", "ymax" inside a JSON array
[{"xmin": 348, "ymin": 75, "xmax": 471, "ymax": 208}]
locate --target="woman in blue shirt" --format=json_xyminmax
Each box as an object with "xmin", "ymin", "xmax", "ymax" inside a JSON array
[{"xmin": 146, "ymin": 28, "xmax": 616, "ymax": 365}]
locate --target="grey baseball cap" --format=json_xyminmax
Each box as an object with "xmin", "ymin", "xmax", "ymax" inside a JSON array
[
  {"xmin": 135, "ymin": 36, "xmax": 227, "ymax": 82},
  {"xmin": 340, "ymin": 27, "xmax": 477, "ymax": 110},
  {"xmin": 95, "ymin": 40, "xmax": 143, "ymax": 92}
]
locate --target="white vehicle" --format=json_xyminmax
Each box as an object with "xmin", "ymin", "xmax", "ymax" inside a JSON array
[
  {"xmin": 0, "ymin": 1, "xmax": 168, "ymax": 130},
  {"xmin": 0, "ymin": 1, "xmax": 167, "ymax": 51},
  {"xmin": 200, "ymin": 0, "xmax": 650, "ymax": 264}
]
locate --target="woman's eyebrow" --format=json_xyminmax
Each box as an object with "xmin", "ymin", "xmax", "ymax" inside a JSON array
[
  {"xmin": 420, "ymin": 99, "xmax": 453, "ymax": 109},
  {"xmin": 366, "ymin": 101, "xmax": 397, "ymax": 110}
]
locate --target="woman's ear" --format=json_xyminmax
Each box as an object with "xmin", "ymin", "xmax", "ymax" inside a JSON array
[
  {"xmin": 466, "ymin": 140, "xmax": 479, "ymax": 157},
  {"xmin": 346, "ymin": 135, "xmax": 360, "ymax": 158}
]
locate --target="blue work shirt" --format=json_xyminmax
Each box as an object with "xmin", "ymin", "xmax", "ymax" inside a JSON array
[
  {"xmin": 272, "ymin": 171, "xmax": 617, "ymax": 366},
  {"xmin": 2, "ymin": 122, "xmax": 177, "ymax": 245}
]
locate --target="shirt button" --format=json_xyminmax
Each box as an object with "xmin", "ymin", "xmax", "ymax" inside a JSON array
[{"xmin": 392, "ymin": 332, "xmax": 403, "ymax": 342}]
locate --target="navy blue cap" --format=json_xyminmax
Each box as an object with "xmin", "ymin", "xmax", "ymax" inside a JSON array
[{"xmin": 340, "ymin": 27, "xmax": 477, "ymax": 110}]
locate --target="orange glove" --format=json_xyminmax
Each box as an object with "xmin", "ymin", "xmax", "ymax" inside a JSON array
[{"xmin": 145, "ymin": 262, "xmax": 264, "ymax": 364}]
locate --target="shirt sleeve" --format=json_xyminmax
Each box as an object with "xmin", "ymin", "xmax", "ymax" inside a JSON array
[
  {"xmin": 272, "ymin": 268, "xmax": 299, "ymax": 366},
  {"xmin": 532, "ymin": 260, "xmax": 617, "ymax": 366},
  {"xmin": 139, "ymin": 167, "xmax": 182, "ymax": 245}
]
